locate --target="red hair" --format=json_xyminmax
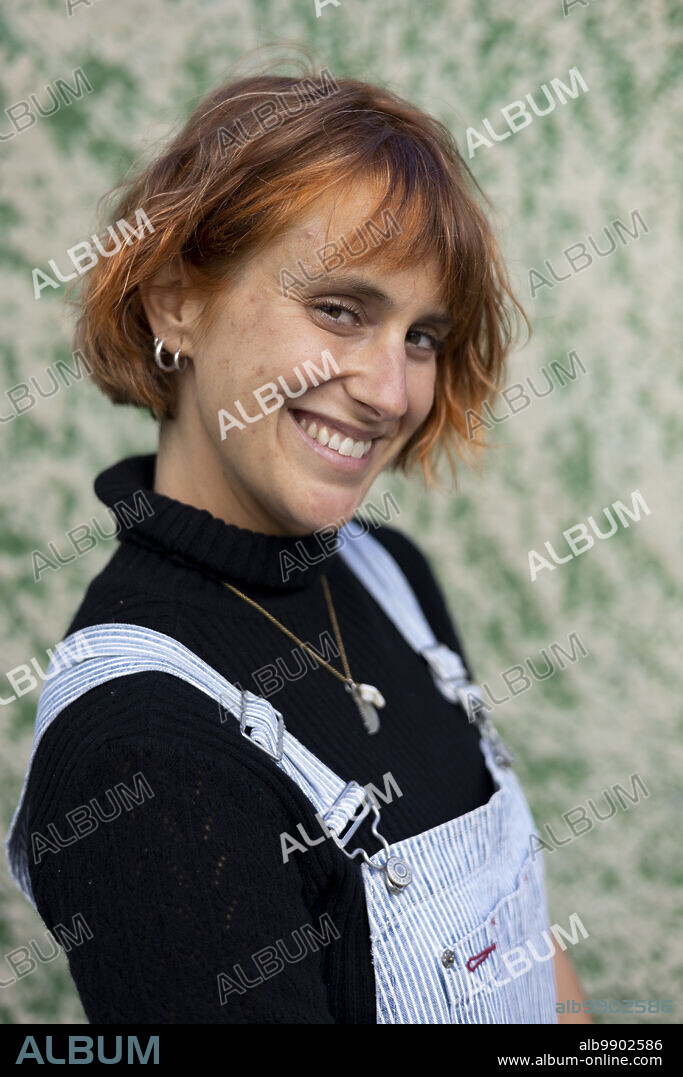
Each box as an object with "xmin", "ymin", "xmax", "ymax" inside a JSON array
[{"xmin": 71, "ymin": 65, "xmax": 529, "ymax": 485}]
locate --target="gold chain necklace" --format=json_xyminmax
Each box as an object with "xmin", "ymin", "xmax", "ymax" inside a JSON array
[{"xmin": 221, "ymin": 574, "xmax": 385, "ymax": 734}]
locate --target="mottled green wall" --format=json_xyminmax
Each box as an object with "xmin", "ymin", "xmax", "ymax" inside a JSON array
[{"xmin": 1, "ymin": 0, "xmax": 681, "ymax": 1025}]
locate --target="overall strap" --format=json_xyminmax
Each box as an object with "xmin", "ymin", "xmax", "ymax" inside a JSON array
[
  {"xmin": 337, "ymin": 524, "xmax": 472, "ymax": 700},
  {"xmin": 337, "ymin": 524, "xmax": 514, "ymax": 768},
  {"xmin": 5, "ymin": 625, "xmax": 390, "ymax": 909}
]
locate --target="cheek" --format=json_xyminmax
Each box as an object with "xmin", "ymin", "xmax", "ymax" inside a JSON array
[
  {"xmin": 199, "ymin": 318, "xmax": 269, "ymax": 398},
  {"xmin": 209, "ymin": 298, "xmax": 309, "ymax": 383},
  {"xmin": 409, "ymin": 363, "xmax": 438, "ymax": 424}
]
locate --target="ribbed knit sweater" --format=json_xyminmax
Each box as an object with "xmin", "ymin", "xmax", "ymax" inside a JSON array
[{"xmin": 25, "ymin": 454, "xmax": 494, "ymax": 1024}]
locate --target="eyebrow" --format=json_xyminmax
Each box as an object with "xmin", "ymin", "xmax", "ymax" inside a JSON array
[{"xmin": 307, "ymin": 273, "xmax": 456, "ymax": 331}]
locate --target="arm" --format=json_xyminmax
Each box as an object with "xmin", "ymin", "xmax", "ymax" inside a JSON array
[
  {"xmin": 27, "ymin": 680, "xmax": 339, "ymax": 1024},
  {"xmin": 554, "ymin": 947, "xmax": 593, "ymax": 1024}
]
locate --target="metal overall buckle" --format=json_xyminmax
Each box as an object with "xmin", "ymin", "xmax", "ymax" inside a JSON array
[
  {"xmin": 238, "ymin": 690, "xmax": 285, "ymax": 762},
  {"xmin": 422, "ymin": 644, "xmax": 515, "ymax": 769},
  {"xmin": 326, "ymin": 783, "xmax": 413, "ymax": 894},
  {"xmin": 421, "ymin": 643, "xmax": 468, "ymax": 701},
  {"xmin": 456, "ymin": 686, "xmax": 515, "ymax": 768}
]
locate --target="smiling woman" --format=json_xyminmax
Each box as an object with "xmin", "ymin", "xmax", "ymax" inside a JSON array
[
  {"xmin": 71, "ymin": 69, "xmax": 524, "ymax": 505},
  {"xmin": 5, "ymin": 63, "xmax": 590, "ymax": 1025}
]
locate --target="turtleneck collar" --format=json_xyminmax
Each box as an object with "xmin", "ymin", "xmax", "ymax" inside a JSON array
[{"xmin": 94, "ymin": 454, "xmax": 343, "ymax": 592}]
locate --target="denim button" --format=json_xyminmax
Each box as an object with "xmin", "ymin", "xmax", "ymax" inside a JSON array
[
  {"xmin": 441, "ymin": 948, "xmax": 455, "ymax": 968},
  {"xmin": 385, "ymin": 856, "xmax": 412, "ymax": 891}
]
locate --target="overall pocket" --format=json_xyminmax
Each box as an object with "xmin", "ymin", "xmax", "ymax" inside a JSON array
[{"xmin": 438, "ymin": 851, "xmax": 557, "ymax": 1024}]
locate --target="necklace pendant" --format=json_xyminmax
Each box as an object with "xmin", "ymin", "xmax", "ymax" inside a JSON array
[
  {"xmin": 357, "ymin": 683, "xmax": 386, "ymax": 709},
  {"xmin": 346, "ymin": 682, "xmax": 382, "ymax": 735}
]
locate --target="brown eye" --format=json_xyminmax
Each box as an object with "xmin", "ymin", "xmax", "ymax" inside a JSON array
[
  {"xmin": 407, "ymin": 328, "xmax": 439, "ymax": 352},
  {"xmin": 311, "ymin": 300, "xmax": 361, "ymax": 324}
]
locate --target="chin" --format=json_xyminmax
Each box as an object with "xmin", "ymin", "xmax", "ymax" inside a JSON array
[{"xmin": 283, "ymin": 487, "xmax": 368, "ymax": 537}]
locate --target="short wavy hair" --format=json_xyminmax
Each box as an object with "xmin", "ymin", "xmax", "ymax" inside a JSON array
[{"xmin": 71, "ymin": 64, "xmax": 529, "ymax": 485}]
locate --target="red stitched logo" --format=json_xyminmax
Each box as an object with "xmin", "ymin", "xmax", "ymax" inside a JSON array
[{"xmin": 466, "ymin": 943, "xmax": 497, "ymax": 972}]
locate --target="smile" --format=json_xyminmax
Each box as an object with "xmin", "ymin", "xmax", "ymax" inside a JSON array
[{"xmin": 288, "ymin": 408, "xmax": 377, "ymax": 467}]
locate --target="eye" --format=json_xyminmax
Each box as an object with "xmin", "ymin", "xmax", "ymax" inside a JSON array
[
  {"xmin": 310, "ymin": 299, "xmax": 361, "ymax": 326},
  {"xmin": 406, "ymin": 328, "xmax": 441, "ymax": 354}
]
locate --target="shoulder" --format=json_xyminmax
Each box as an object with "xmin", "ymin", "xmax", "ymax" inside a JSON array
[
  {"xmin": 367, "ymin": 523, "xmax": 451, "ymax": 623},
  {"xmin": 352, "ymin": 523, "xmax": 474, "ymax": 676},
  {"xmin": 25, "ymin": 670, "xmax": 316, "ymax": 841},
  {"xmin": 22, "ymin": 679, "xmax": 345, "ymax": 1024},
  {"xmin": 367, "ymin": 523, "xmax": 438, "ymax": 583}
]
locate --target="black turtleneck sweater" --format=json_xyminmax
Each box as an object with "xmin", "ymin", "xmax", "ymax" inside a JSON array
[{"xmin": 25, "ymin": 454, "xmax": 494, "ymax": 1024}]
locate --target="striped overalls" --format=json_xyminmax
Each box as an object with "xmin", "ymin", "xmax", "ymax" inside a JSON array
[{"xmin": 5, "ymin": 523, "xmax": 558, "ymax": 1023}]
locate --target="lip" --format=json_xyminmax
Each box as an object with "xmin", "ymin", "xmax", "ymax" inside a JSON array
[
  {"xmin": 287, "ymin": 407, "xmax": 378, "ymax": 470},
  {"xmin": 290, "ymin": 407, "xmax": 381, "ymax": 443}
]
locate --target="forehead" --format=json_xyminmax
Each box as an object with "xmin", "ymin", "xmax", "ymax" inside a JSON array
[
  {"xmin": 272, "ymin": 182, "xmax": 447, "ymax": 304},
  {"xmin": 286, "ymin": 184, "xmax": 383, "ymax": 244}
]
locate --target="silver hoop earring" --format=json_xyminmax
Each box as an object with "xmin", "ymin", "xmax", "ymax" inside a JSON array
[
  {"xmin": 154, "ymin": 337, "xmax": 175, "ymax": 372},
  {"xmin": 173, "ymin": 346, "xmax": 188, "ymax": 372}
]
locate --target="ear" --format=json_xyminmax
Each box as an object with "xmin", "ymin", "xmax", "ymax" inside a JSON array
[{"xmin": 139, "ymin": 256, "xmax": 203, "ymax": 357}]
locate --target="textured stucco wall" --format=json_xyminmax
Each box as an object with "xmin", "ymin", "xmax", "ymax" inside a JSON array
[{"xmin": 0, "ymin": 0, "xmax": 681, "ymax": 1025}]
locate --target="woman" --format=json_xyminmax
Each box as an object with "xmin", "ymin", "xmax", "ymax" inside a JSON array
[{"xmin": 6, "ymin": 66, "xmax": 589, "ymax": 1024}]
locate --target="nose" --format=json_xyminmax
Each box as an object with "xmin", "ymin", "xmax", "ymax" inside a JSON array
[{"xmin": 343, "ymin": 338, "xmax": 410, "ymax": 424}]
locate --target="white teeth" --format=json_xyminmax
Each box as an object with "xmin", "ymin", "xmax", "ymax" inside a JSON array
[{"xmin": 294, "ymin": 412, "xmax": 372, "ymax": 459}]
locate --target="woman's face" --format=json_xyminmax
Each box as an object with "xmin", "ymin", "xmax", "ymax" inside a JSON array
[{"xmin": 164, "ymin": 186, "xmax": 452, "ymax": 536}]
